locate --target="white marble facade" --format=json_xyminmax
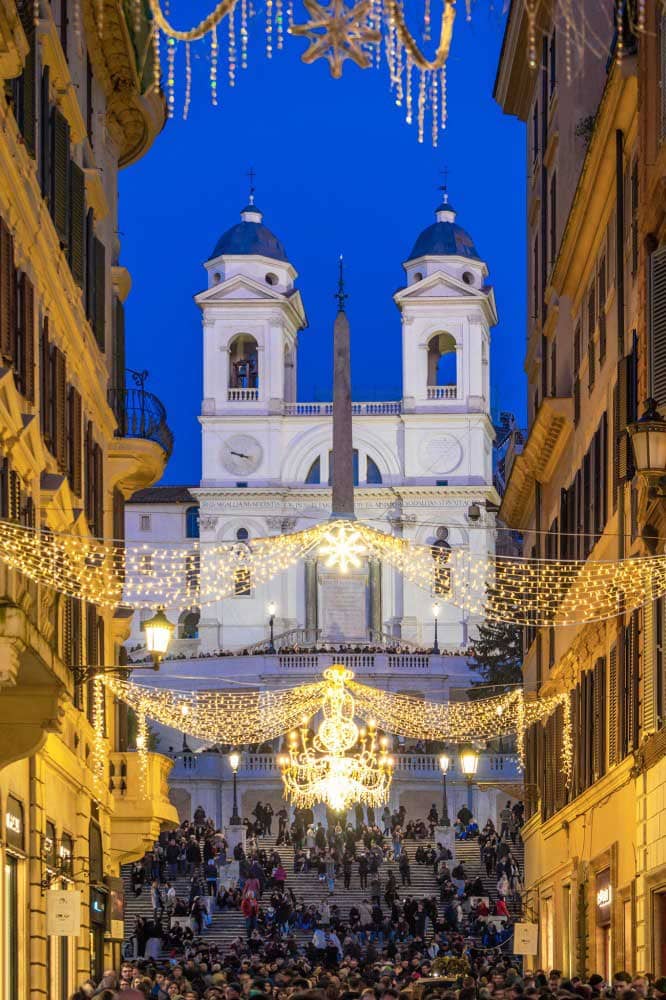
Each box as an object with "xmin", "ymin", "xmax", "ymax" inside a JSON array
[{"xmin": 126, "ymin": 196, "xmax": 499, "ymax": 655}]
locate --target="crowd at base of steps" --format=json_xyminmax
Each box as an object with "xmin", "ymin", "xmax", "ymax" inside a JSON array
[
  {"xmin": 124, "ymin": 801, "xmax": 524, "ymax": 965},
  {"xmin": 70, "ymin": 946, "xmax": 666, "ymax": 1000}
]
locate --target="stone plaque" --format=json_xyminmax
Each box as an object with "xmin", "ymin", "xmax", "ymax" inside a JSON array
[{"xmin": 319, "ymin": 568, "xmax": 368, "ymax": 641}]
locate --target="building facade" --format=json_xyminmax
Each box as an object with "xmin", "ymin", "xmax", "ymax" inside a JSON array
[
  {"xmin": 496, "ymin": 0, "xmax": 666, "ymax": 978},
  {"xmin": 127, "ymin": 194, "xmax": 500, "ymax": 654},
  {"xmin": 0, "ymin": 1, "xmax": 177, "ymax": 997}
]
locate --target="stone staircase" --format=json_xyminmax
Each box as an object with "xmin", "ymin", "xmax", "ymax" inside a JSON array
[{"xmin": 121, "ymin": 831, "xmax": 524, "ymax": 954}]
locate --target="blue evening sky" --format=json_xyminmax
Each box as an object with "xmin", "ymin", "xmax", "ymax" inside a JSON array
[{"xmin": 119, "ymin": 5, "xmax": 526, "ymax": 485}]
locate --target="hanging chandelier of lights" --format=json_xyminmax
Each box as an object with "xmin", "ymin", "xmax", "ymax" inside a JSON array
[{"xmin": 278, "ymin": 665, "xmax": 394, "ymax": 811}]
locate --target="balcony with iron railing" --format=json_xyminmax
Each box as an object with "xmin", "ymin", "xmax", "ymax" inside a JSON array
[
  {"xmin": 108, "ymin": 383, "xmax": 174, "ymax": 493},
  {"xmin": 109, "ymin": 386, "xmax": 174, "ymax": 457}
]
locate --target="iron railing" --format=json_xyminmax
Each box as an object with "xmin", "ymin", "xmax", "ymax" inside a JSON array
[{"xmin": 109, "ymin": 387, "xmax": 174, "ymax": 458}]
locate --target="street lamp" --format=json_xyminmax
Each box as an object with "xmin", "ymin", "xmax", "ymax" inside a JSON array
[
  {"xmin": 267, "ymin": 600, "xmax": 277, "ymax": 654},
  {"xmin": 627, "ymin": 399, "xmax": 666, "ymax": 483},
  {"xmin": 144, "ymin": 608, "xmax": 176, "ymax": 667},
  {"xmin": 229, "ymin": 751, "xmax": 241, "ymax": 825},
  {"xmin": 438, "ymin": 752, "xmax": 450, "ymax": 826},
  {"xmin": 73, "ymin": 608, "xmax": 175, "ymax": 686},
  {"xmin": 459, "ymin": 744, "xmax": 479, "ymax": 814},
  {"xmin": 431, "ymin": 601, "xmax": 441, "ymax": 655}
]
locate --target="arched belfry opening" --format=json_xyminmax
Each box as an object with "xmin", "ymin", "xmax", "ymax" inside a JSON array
[
  {"xmin": 229, "ymin": 334, "xmax": 259, "ymax": 389},
  {"xmin": 427, "ymin": 332, "xmax": 457, "ymax": 388}
]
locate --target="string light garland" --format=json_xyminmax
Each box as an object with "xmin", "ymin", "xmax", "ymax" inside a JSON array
[
  {"xmin": 103, "ymin": 666, "xmax": 573, "ymax": 786},
  {"xmin": 104, "ymin": 675, "xmax": 328, "ymax": 745},
  {"xmin": 2, "ymin": 517, "xmax": 666, "ymax": 630}
]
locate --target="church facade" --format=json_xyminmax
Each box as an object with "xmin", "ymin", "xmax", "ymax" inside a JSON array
[{"xmin": 126, "ymin": 195, "xmax": 500, "ymax": 655}]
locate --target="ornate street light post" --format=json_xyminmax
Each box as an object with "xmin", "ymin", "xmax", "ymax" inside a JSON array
[
  {"xmin": 459, "ymin": 744, "xmax": 479, "ymax": 814},
  {"xmin": 229, "ymin": 751, "xmax": 241, "ymax": 825},
  {"xmin": 432, "ymin": 601, "xmax": 441, "ymax": 655},
  {"xmin": 267, "ymin": 601, "xmax": 277, "ymax": 653},
  {"xmin": 438, "ymin": 752, "xmax": 450, "ymax": 826}
]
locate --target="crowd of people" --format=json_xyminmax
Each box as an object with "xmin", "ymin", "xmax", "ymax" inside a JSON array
[
  {"xmin": 122, "ymin": 799, "xmax": 524, "ymax": 970},
  {"xmin": 70, "ymin": 802, "xmax": 666, "ymax": 1000},
  {"xmin": 70, "ymin": 946, "xmax": 666, "ymax": 1000}
]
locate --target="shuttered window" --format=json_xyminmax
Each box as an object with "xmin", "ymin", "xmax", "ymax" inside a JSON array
[
  {"xmin": 66, "ymin": 385, "xmax": 82, "ymax": 496},
  {"xmin": 592, "ymin": 657, "xmax": 607, "ymax": 780},
  {"xmin": 69, "ymin": 162, "xmax": 86, "ymax": 288},
  {"xmin": 12, "ymin": 3, "xmax": 36, "ymax": 157},
  {"xmin": 649, "ymin": 244, "xmax": 666, "ymax": 406},
  {"xmin": 51, "ymin": 108, "xmax": 70, "ymax": 248},
  {"xmin": 609, "ymin": 644, "xmax": 618, "ymax": 767},
  {"xmin": 17, "ymin": 272, "xmax": 34, "ymax": 402},
  {"xmin": 53, "ymin": 346, "xmax": 67, "ymax": 471},
  {"xmin": 0, "ymin": 219, "xmax": 16, "ymax": 364},
  {"xmin": 574, "ymin": 375, "xmax": 580, "ymax": 425},
  {"xmin": 40, "ymin": 318, "xmax": 52, "ymax": 446},
  {"xmin": 93, "ymin": 237, "xmax": 105, "ymax": 351},
  {"xmin": 598, "ymin": 256, "xmax": 607, "ymax": 362},
  {"xmin": 643, "ymin": 598, "xmax": 657, "ymax": 736},
  {"xmin": 40, "ymin": 67, "xmax": 51, "ymax": 201},
  {"xmin": 112, "ymin": 295, "xmax": 125, "ymax": 395}
]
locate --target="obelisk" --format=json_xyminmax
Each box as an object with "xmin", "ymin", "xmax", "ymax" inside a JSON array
[{"xmin": 331, "ymin": 256, "xmax": 355, "ymax": 520}]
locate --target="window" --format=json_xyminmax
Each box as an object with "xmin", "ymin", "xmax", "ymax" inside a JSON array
[
  {"xmin": 427, "ymin": 332, "xmax": 457, "ymax": 387},
  {"xmin": 236, "ymin": 527, "xmax": 249, "ymax": 541},
  {"xmin": 305, "ymin": 457, "xmax": 321, "ymax": 484},
  {"xmin": 661, "ymin": 11, "xmax": 666, "ymax": 140},
  {"xmin": 140, "ymin": 514, "xmax": 151, "ymax": 531},
  {"xmin": 631, "ymin": 159, "xmax": 639, "ymax": 277},
  {"xmin": 549, "ymin": 29, "xmax": 556, "ymax": 97},
  {"xmin": 366, "ymin": 456, "xmax": 382, "ymax": 485},
  {"xmin": 228, "ymin": 333, "xmax": 258, "ymax": 389},
  {"xmin": 598, "ymin": 256, "xmax": 607, "ymax": 362},
  {"xmin": 234, "ymin": 567, "xmax": 251, "ymax": 596},
  {"xmin": 532, "ymin": 236, "xmax": 539, "ymax": 319},
  {"xmin": 265, "ymin": 272, "xmax": 278, "ymax": 286},
  {"xmin": 532, "ymin": 99, "xmax": 539, "ymax": 163},
  {"xmin": 185, "ymin": 505, "xmax": 199, "ymax": 539}
]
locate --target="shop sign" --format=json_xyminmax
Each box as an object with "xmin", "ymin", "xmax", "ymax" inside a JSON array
[
  {"xmin": 46, "ymin": 890, "xmax": 81, "ymax": 936},
  {"xmin": 5, "ymin": 795, "xmax": 24, "ymax": 851},
  {"xmin": 513, "ymin": 922, "xmax": 539, "ymax": 955},
  {"xmin": 596, "ymin": 869, "xmax": 612, "ymax": 926}
]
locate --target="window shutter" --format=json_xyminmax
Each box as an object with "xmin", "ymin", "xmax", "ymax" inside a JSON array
[
  {"xmin": 54, "ymin": 347, "xmax": 67, "ymax": 469},
  {"xmin": 574, "ymin": 375, "xmax": 580, "ymax": 425},
  {"xmin": 588, "ymin": 336, "xmax": 595, "ymax": 392},
  {"xmin": 20, "ymin": 15, "xmax": 36, "ymax": 157},
  {"xmin": 112, "ymin": 295, "xmax": 125, "ymax": 395},
  {"xmin": 93, "ymin": 237, "xmax": 105, "ymax": 350},
  {"xmin": 85, "ymin": 419, "xmax": 94, "ymax": 526},
  {"xmin": 643, "ymin": 597, "xmax": 657, "ymax": 735},
  {"xmin": 51, "ymin": 107, "xmax": 70, "ymax": 247},
  {"xmin": 40, "ymin": 317, "xmax": 50, "ymax": 441},
  {"xmin": 40, "ymin": 67, "xmax": 51, "ymax": 200},
  {"xmin": 592, "ymin": 658, "xmax": 605, "ymax": 780},
  {"xmin": 20, "ymin": 273, "xmax": 34, "ymax": 402},
  {"xmin": 68, "ymin": 385, "xmax": 82, "ymax": 496},
  {"xmin": 599, "ymin": 257, "xmax": 607, "ymax": 362},
  {"xmin": 85, "ymin": 209, "xmax": 95, "ymax": 324},
  {"xmin": 113, "ymin": 487, "xmax": 125, "ymax": 543},
  {"xmin": 68, "ymin": 162, "xmax": 85, "ymax": 288},
  {"xmin": 0, "ymin": 219, "xmax": 15, "ymax": 362},
  {"xmin": 94, "ymin": 441, "xmax": 103, "ymax": 538},
  {"xmin": 609, "ymin": 644, "xmax": 618, "ymax": 766},
  {"xmin": 650, "ymin": 245, "xmax": 666, "ymax": 406}
]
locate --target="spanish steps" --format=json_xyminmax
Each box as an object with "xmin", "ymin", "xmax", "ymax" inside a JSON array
[{"xmin": 121, "ymin": 829, "xmax": 524, "ymax": 954}]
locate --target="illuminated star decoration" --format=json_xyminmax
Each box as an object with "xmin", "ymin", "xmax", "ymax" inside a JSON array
[
  {"xmin": 290, "ymin": 0, "xmax": 381, "ymax": 79},
  {"xmin": 318, "ymin": 520, "xmax": 366, "ymax": 573}
]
